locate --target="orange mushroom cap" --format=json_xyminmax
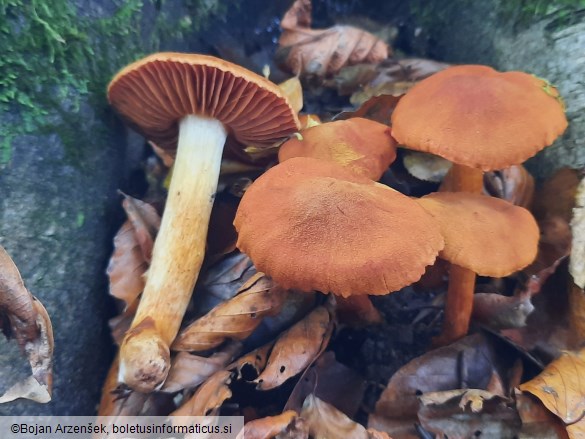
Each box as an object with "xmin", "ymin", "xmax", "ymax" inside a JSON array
[
  {"xmin": 391, "ymin": 65, "xmax": 568, "ymax": 171},
  {"xmin": 234, "ymin": 157, "xmax": 444, "ymax": 297},
  {"xmin": 416, "ymin": 192, "xmax": 539, "ymax": 277},
  {"xmin": 108, "ymin": 52, "xmax": 300, "ymax": 153},
  {"xmin": 278, "ymin": 118, "xmax": 397, "ymax": 180}
]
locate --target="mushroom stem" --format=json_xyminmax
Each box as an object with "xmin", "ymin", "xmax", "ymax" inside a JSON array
[
  {"xmin": 119, "ymin": 114, "xmax": 227, "ymax": 392},
  {"xmin": 436, "ymin": 164, "xmax": 483, "ymax": 346}
]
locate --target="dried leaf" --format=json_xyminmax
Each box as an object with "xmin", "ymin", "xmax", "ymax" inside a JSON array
[
  {"xmin": 403, "ymin": 151, "xmax": 452, "ymax": 183},
  {"xmin": 277, "ymin": 0, "xmax": 389, "ymax": 77},
  {"xmin": 162, "ymin": 342, "xmax": 242, "ymax": 393},
  {"xmin": 237, "ymin": 411, "xmax": 302, "ymax": 439},
  {"xmin": 418, "ymin": 389, "xmax": 521, "ymax": 438},
  {"xmin": 301, "ymin": 394, "xmax": 391, "ymax": 439},
  {"xmin": 571, "ymin": 177, "xmax": 585, "ymax": 288},
  {"xmin": 107, "ymin": 221, "xmax": 147, "ymax": 307},
  {"xmin": 519, "ymin": 347, "xmax": 585, "ymax": 434},
  {"xmin": 334, "ymin": 94, "xmax": 401, "ymax": 125},
  {"xmin": 109, "ymin": 298, "xmax": 138, "ymax": 345},
  {"xmin": 173, "ymin": 274, "xmax": 287, "ymax": 352},
  {"xmin": 484, "ymin": 165, "xmax": 535, "ymax": 208},
  {"xmin": 121, "ymin": 194, "xmax": 161, "ymax": 262},
  {"xmin": 515, "ymin": 390, "xmax": 568, "ymax": 439},
  {"xmin": 374, "ymin": 334, "xmax": 497, "ymax": 419},
  {"xmin": 285, "ymin": 351, "xmax": 365, "ymax": 417},
  {"xmin": 0, "ymin": 376, "xmax": 51, "ymax": 404},
  {"xmin": 473, "ymin": 292, "xmax": 535, "ymax": 330},
  {"xmin": 279, "ymin": 77, "xmax": 304, "ymax": 114},
  {"xmin": 255, "ymin": 306, "xmax": 332, "ymax": 390},
  {"xmin": 229, "ymin": 341, "xmax": 274, "ymax": 380},
  {"xmin": 172, "ymin": 370, "xmax": 233, "ymax": 416},
  {"xmin": 0, "ymin": 245, "xmax": 54, "ymax": 403},
  {"xmin": 207, "ymin": 193, "xmax": 240, "ymax": 258}
]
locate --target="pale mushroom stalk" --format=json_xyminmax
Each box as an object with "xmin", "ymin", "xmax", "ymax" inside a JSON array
[
  {"xmin": 120, "ymin": 115, "xmax": 226, "ymax": 391},
  {"xmin": 435, "ymin": 164, "xmax": 483, "ymax": 346}
]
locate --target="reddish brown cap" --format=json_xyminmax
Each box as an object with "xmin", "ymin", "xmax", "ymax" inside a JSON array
[
  {"xmin": 108, "ymin": 53, "xmax": 300, "ymax": 153},
  {"xmin": 278, "ymin": 118, "xmax": 397, "ymax": 180},
  {"xmin": 234, "ymin": 157, "xmax": 444, "ymax": 297},
  {"xmin": 416, "ymin": 192, "xmax": 539, "ymax": 277},
  {"xmin": 391, "ymin": 65, "xmax": 568, "ymax": 171}
]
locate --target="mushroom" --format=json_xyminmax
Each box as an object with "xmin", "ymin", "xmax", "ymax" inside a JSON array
[
  {"xmin": 234, "ymin": 157, "xmax": 444, "ymax": 297},
  {"xmin": 416, "ymin": 192, "xmax": 540, "ymax": 343},
  {"xmin": 108, "ymin": 53, "xmax": 299, "ymax": 392},
  {"xmin": 391, "ymin": 65, "xmax": 567, "ymax": 344},
  {"xmin": 278, "ymin": 118, "xmax": 397, "ymax": 180}
]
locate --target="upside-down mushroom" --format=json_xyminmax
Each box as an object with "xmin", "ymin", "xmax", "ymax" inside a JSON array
[
  {"xmin": 278, "ymin": 118, "xmax": 397, "ymax": 180},
  {"xmin": 234, "ymin": 157, "xmax": 444, "ymax": 297},
  {"xmin": 391, "ymin": 65, "xmax": 567, "ymax": 345},
  {"xmin": 108, "ymin": 53, "xmax": 299, "ymax": 392}
]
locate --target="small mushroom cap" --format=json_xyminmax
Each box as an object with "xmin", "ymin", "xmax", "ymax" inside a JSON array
[
  {"xmin": 234, "ymin": 157, "xmax": 444, "ymax": 297},
  {"xmin": 391, "ymin": 65, "xmax": 568, "ymax": 171},
  {"xmin": 108, "ymin": 52, "xmax": 300, "ymax": 153},
  {"xmin": 416, "ymin": 192, "xmax": 539, "ymax": 277},
  {"xmin": 278, "ymin": 118, "xmax": 397, "ymax": 180}
]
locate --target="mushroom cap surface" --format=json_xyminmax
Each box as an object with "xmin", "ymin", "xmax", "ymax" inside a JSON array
[
  {"xmin": 278, "ymin": 118, "xmax": 397, "ymax": 180},
  {"xmin": 416, "ymin": 192, "xmax": 539, "ymax": 277},
  {"xmin": 391, "ymin": 65, "xmax": 568, "ymax": 171},
  {"xmin": 234, "ymin": 157, "xmax": 444, "ymax": 297},
  {"xmin": 108, "ymin": 52, "xmax": 300, "ymax": 153}
]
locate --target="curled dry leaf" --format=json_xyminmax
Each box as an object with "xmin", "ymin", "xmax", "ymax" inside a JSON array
[
  {"xmin": 418, "ymin": 389, "xmax": 521, "ymax": 438},
  {"xmin": 483, "ymin": 165, "xmax": 535, "ymax": 208},
  {"xmin": 0, "ymin": 245, "xmax": 54, "ymax": 403},
  {"xmin": 229, "ymin": 341, "xmax": 274, "ymax": 381},
  {"xmin": 162, "ymin": 342, "xmax": 242, "ymax": 393},
  {"xmin": 279, "ymin": 76, "xmax": 304, "ymax": 114},
  {"xmin": 519, "ymin": 347, "xmax": 585, "ymax": 437},
  {"xmin": 107, "ymin": 195, "xmax": 160, "ymax": 307},
  {"xmin": 255, "ymin": 306, "xmax": 333, "ymax": 391},
  {"xmin": 570, "ymin": 177, "xmax": 585, "ymax": 288},
  {"xmin": 301, "ymin": 394, "xmax": 392, "ymax": 439},
  {"xmin": 277, "ymin": 0, "xmax": 389, "ymax": 77},
  {"xmin": 173, "ymin": 273, "xmax": 287, "ymax": 352},
  {"xmin": 236, "ymin": 411, "xmax": 304, "ymax": 439},
  {"xmin": 532, "ymin": 167, "xmax": 581, "ymax": 222},
  {"xmin": 172, "ymin": 370, "xmax": 233, "ymax": 417}
]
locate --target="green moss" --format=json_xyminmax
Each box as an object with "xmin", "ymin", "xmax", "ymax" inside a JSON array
[{"xmin": 0, "ymin": 0, "xmax": 226, "ymax": 167}]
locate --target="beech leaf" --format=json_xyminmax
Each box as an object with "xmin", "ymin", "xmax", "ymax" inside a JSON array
[
  {"xmin": 0, "ymin": 245, "xmax": 54, "ymax": 403},
  {"xmin": 571, "ymin": 177, "xmax": 585, "ymax": 288},
  {"xmin": 255, "ymin": 306, "xmax": 333, "ymax": 391},
  {"xmin": 519, "ymin": 347, "xmax": 585, "ymax": 435},
  {"xmin": 173, "ymin": 273, "xmax": 287, "ymax": 352},
  {"xmin": 172, "ymin": 370, "xmax": 233, "ymax": 416},
  {"xmin": 277, "ymin": 0, "xmax": 389, "ymax": 77},
  {"xmin": 236, "ymin": 411, "xmax": 305, "ymax": 439}
]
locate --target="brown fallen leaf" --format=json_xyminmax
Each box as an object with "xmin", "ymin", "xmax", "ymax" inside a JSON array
[
  {"xmin": 514, "ymin": 390, "xmax": 568, "ymax": 438},
  {"xmin": 570, "ymin": 176, "xmax": 585, "ymax": 288},
  {"xmin": 373, "ymin": 334, "xmax": 498, "ymax": 420},
  {"xmin": 171, "ymin": 370, "xmax": 233, "ymax": 416},
  {"xmin": 173, "ymin": 273, "xmax": 287, "ymax": 352},
  {"xmin": 276, "ymin": 0, "xmax": 389, "ymax": 77},
  {"xmin": 0, "ymin": 245, "xmax": 54, "ymax": 403},
  {"xmin": 532, "ymin": 167, "xmax": 581, "ymax": 222},
  {"xmin": 229, "ymin": 341, "xmax": 274, "ymax": 381},
  {"xmin": 121, "ymin": 194, "xmax": 161, "ymax": 262},
  {"xmin": 473, "ymin": 292, "xmax": 535, "ymax": 330},
  {"xmin": 285, "ymin": 351, "xmax": 365, "ymax": 417},
  {"xmin": 301, "ymin": 394, "xmax": 392, "ymax": 439},
  {"xmin": 107, "ymin": 222, "xmax": 148, "ymax": 308},
  {"xmin": 334, "ymin": 94, "xmax": 401, "ymax": 125},
  {"xmin": 255, "ymin": 306, "xmax": 333, "ymax": 391},
  {"xmin": 236, "ymin": 411, "xmax": 305, "ymax": 439},
  {"xmin": 519, "ymin": 347, "xmax": 585, "ymax": 437},
  {"xmin": 484, "ymin": 165, "xmax": 535, "ymax": 209},
  {"xmin": 418, "ymin": 389, "xmax": 521, "ymax": 438},
  {"xmin": 162, "ymin": 342, "xmax": 242, "ymax": 393}
]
